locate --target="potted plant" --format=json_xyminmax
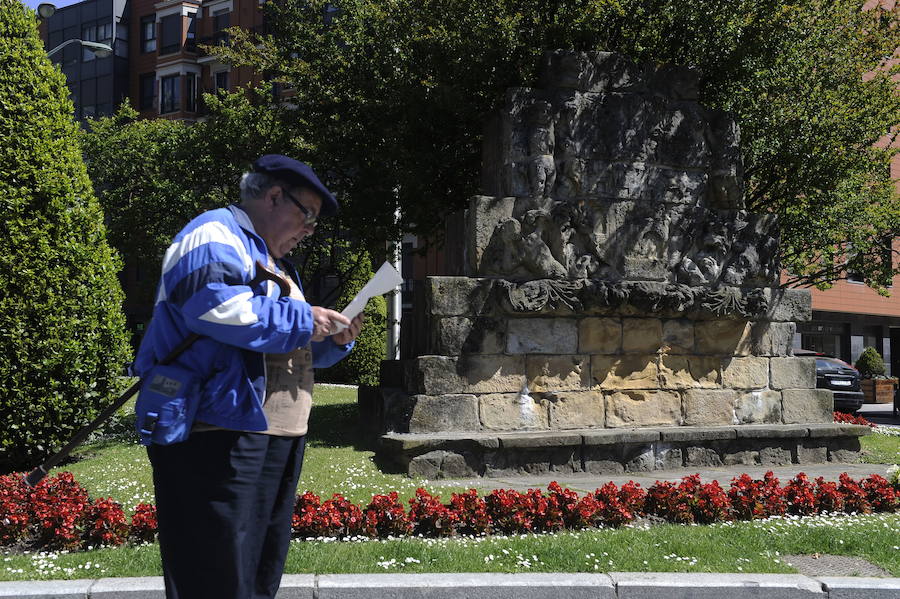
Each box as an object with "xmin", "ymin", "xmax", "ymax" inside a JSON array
[{"xmin": 854, "ymin": 347, "xmax": 897, "ymax": 404}]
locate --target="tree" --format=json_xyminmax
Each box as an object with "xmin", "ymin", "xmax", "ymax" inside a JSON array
[
  {"xmin": 0, "ymin": 1, "xmax": 131, "ymax": 472},
  {"xmin": 209, "ymin": 0, "xmax": 899, "ymax": 290}
]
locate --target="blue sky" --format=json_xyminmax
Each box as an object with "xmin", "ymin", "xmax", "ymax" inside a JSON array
[{"xmin": 22, "ymin": 0, "xmax": 83, "ymax": 11}]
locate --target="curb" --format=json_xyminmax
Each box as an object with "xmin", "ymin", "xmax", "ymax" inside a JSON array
[{"xmin": 2, "ymin": 572, "xmax": 899, "ymax": 598}]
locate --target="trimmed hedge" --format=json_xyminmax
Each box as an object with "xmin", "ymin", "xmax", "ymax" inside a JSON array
[
  {"xmin": 317, "ymin": 251, "xmax": 387, "ymax": 386},
  {"xmin": 0, "ymin": 1, "xmax": 131, "ymax": 472}
]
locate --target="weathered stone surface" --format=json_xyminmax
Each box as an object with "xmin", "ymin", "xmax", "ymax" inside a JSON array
[
  {"xmin": 766, "ymin": 288, "xmax": 812, "ymax": 322},
  {"xmin": 683, "ymin": 389, "xmax": 736, "ymax": 426},
  {"xmin": 479, "ymin": 393, "xmax": 549, "ymax": 430},
  {"xmin": 624, "ymin": 445, "xmax": 656, "ymax": 472},
  {"xmin": 432, "ymin": 316, "xmax": 506, "ymax": 355},
  {"xmin": 722, "ymin": 357, "xmax": 770, "ymax": 389},
  {"xmin": 605, "ymin": 390, "xmax": 681, "ymax": 427},
  {"xmin": 507, "ymin": 318, "xmax": 578, "ymax": 354},
  {"xmin": 659, "ymin": 427, "xmax": 736, "ymax": 442},
  {"xmin": 659, "ymin": 356, "xmax": 720, "ymax": 389},
  {"xmin": 591, "ymin": 355, "xmax": 659, "ymax": 389},
  {"xmin": 749, "ymin": 322, "xmax": 796, "ymax": 356},
  {"xmin": 483, "ymin": 446, "xmax": 580, "ymax": 476},
  {"xmin": 685, "ymin": 446, "xmax": 723, "ymax": 467},
  {"xmin": 427, "ymin": 277, "xmax": 495, "ymax": 316},
  {"xmin": 408, "ymin": 450, "xmax": 478, "ymax": 478},
  {"xmin": 546, "ymin": 390, "xmax": 605, "ymax": 429},
  {"xmin": 662, "ymin": 319, "xmax": 694, "ymax": 354},
  {"xmin": 797, "ymin": 442, "xmax": 828, "ymax": 464},
  {"xmin": 622, "ymin": 318, "xmax": 663, "ymax": 353},
  {"xmin": 412, "ymin": 355, "xmax": 526, "ymax": 395},
  {"xmin": 733, "ymin": 390, "xmax": 782, "ymax": 424},
  {"xmin": 578, "ymin": 317, "xmax": 622, "ymax": 354},
  {"xmin": 828, "ymin": 437, "xmax": 862, "ymax": 463},
  {"xmin": 498, "ymin": 431, "xmax": 582, "ymax": 448},
  {"xmin": 807, "ymin": 423, "xmax": 871, "ymax": 438},
  {"xmin": 467, "ymin": 196, "xmax": 516, "ymax": 273},
  {"xmin": 526, "ymin": 355, "xmax": 590, "ymax": 392},
  {"xmin": 655, "ymin": 443, "xmax": 683, "ymax": 469},
  {"xmin": 759, "ymin": 443, "xmax": 794, "ymax": 465},
  {"xmin": 770, "ymin": 357, "xmax": 815, "ymax": 390},
  {"xmin": 583, "ymin": 446, "xmax": 626, "ymax": 474},
  {"xmin": 735, "ymin": 424, "xmax": 809, "ymax": 439},
  {"xmin": 695, "ymin": 320, "xmax": 752, "ymax": 356},
  {"xmin": 408, "ymin": 394, "xmax": 480, "ymax": 433},
  {"xmin": 582, "ymin": 429, "xmax": 660, "ymax": 445},
  {"xmin": 782, "ymin": 389, "xmax": 833, "ymax": 424}
]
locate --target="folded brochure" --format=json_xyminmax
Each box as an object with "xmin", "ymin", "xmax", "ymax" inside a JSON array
[{"xmin": 332, "ymin": 261, "xmax": 403, "ymax": 333}]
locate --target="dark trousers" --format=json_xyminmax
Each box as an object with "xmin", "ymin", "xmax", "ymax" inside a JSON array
[{"xmin": 148, "ymin": 430, "xmax": 307, "ymax": 599}]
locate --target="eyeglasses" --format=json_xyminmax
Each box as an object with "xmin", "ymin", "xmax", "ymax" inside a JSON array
[{"xmin": 282, "ymin": 188, "xmax": 318, "ymax": 226}]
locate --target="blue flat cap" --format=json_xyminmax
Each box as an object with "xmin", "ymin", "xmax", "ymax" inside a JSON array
[{"xmin": 252, "ymin": 154, "xmax": 339, "ymax": 216}]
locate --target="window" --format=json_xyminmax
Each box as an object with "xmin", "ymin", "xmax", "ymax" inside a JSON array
[
  {"xmin": 185, "ymin": 74, "xmax": 197, "ymax": 112},
  {"xmin": 139, "ymin": 73, "xmax": 155, "ymax": 110},
  {"xmin": 159, "ymin": 14, "xmax": 181, "ymax": 55},
  {"xmin": 212, "ymin": 9, "xmax": 230, "ymax": 44},
  {"xmin": 141, "ymin": 16, "xmax": 156, "ymax": 53},
  {"xmin": 82, "ymin": 104, "xmax": 96, "ymax": 119},
  {"xmin": 185, "ymin": 12, "xmax": 197, "ymax": 52},
  {"xmin": 160, "ymin": 74, "xmax": 180, "ymax": 113},
  {"xmin": 214, "ymin": 70, "xmax": 229, "ymax": 92},
  {"xmin": 82, "ymin": 24, "xmax": 96, "ymax": 61}
]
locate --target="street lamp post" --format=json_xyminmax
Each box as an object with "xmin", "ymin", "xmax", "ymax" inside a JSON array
[{"xmin": 46, "ymin": 38, "xmax": 113, "ymax": 59}]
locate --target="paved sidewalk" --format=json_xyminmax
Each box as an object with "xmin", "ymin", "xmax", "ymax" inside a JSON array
[{"xmin": 2, "ymin": 572, "xmax": 900, "ymax": 598}]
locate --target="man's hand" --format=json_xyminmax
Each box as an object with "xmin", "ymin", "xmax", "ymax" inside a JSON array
[
  {"xmin": 332, "ymin": 313, "xmax": 364, "ymax": 346},
  {"xmin": 310, "ymin": 307, "xmax": 351, "ymax": 342}
]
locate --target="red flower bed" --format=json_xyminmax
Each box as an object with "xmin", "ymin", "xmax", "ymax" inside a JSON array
[
  {"xmin": 0, "ymin": 469, "xmax": 898, "ymax": 550},
  {"xmin": 834, "ymin": 411, "xmax": 876, "ymax": 427}
]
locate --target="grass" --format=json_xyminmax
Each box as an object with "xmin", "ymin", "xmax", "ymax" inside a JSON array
[{"xmin": 3, "ymin": 384, "xmax": 899, "ymax": 581}]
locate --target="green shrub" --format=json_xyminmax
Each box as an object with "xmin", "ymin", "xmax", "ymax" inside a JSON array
[
  {"xmin": 317, "ymin": 252, "xmax": 387, "ymax": 386},
  {"xmin": 0, "ymin": 1, "xmax": 131, "ymax": 472},
  {"xmin": 854, "ymin": 347, "xmax": 886, "ymax": 379}
]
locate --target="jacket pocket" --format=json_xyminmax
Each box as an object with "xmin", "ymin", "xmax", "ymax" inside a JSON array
[{"xmin": 135, "ymin": 363, "xmax": 202, "ymax": 446}]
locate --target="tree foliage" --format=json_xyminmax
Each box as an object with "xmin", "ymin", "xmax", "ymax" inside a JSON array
[
  {"xmin": 207, "ymin": 0, "xmax": 899, "ymax": 290},
  {"xmin": 0, "ymin": 1, "xmax": 130, "ymax": 472}
]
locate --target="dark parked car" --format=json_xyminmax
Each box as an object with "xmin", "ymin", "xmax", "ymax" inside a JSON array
[{"xmin": 795, "ymin": 349, "xmax": 864, "ymax": 414}]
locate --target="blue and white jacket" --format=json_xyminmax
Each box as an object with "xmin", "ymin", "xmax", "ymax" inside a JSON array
[{"xmin": 134, "ymin": 205, "xmax": 353, "ymax": 432}]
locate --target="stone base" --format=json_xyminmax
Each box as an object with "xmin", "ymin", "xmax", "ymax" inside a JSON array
[{"xmin": 377, "ymin": 424, "xmax": 871, "ymax": 478}]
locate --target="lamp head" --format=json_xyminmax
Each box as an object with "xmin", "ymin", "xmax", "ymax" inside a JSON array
[{"xmin": 37, "ymin": 3, "xmax": 56, "ymax": 19}]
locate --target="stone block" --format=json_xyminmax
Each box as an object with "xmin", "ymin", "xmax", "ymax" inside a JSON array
[
  {"xmin": 582, "ymin": 429, "xmax": 660, "ymax": 445},
  {"xmin": 468, "ymin": 195, "xmax": 516, "ymax": 273},
  {"xmin": 659, "ymin": 356, "xmax": 720, "ymax": 389},
  {"xmin": 624, "ymin": 445, "xmax": 657, "ymax": 472},
  {"xmin": 749, "ymin": 322, "xmax": 796, "ymax": 356},
  {"xmin": 797, "ymin": 442, "xmax": 828, "ymax": 464},
  {"xmin": 410, "ymin": 355, "xmax": 528, "ymax": 395},
  {"xmin": 771, "ymin": 357, "xmax": 816, "ymax": 390},
  {"xmin": 759, "ymin": 443, "xmax": 794, "ymax": 465},
  {"xmin": 526, "ymin": 355, "xmax": 590, "ymax": 392},
  {"xmin": 723, "ymin": 447, "xmax": 759, "ymax": 466},
  {"xmin": 578, "ymin": 317, "xmax": 622, "ymax": 354},
  {"xmin": 432, "ymin": 316, "xmax": 506, "ymax": 355},
  {"xmin": 546, "ymin": 390, "xmax": 605, "ymax": 429},
  {"xmin": 766, "ymin": 288, "xmax": 812, "ymax": 322},
  {"xmin": 695, "ymin": 320, "xmax": 752, "ymax": 356},
  {"xmin": 659, "ymin": 427, "xmax": 736, "ymax": 442},
  {"xmin": 427, "ymin": 277, "xmax": 495, "ymax": 316},
  {"xmin": 622, "ymin": 318, "xmax": 663, "ymax": 353},
  {"xmin": 685, "ymin": 446, "xmax": 723, "ymax": 467},
  {"xmin": 735, "ymin": 424, "xmax": 809, "ymax": 439},
  {"xmin": 479, "ymin": 393, "xmax": 549, "ymax": 431},
  {"xmin": 722, "ymin": 357, "xmax": 770, "ymax": 389},
  {"xmin": 782, "ymin": 388, "xmax": 832, "ymax": 424},
  {"xmin": 408, "ymin": 394, "xmax": 480, "ymax": 433},
  {"xmin": 733, "ymin": 390, "xmax": 782, "ymax": 424},
  {"xmin": 507, "ymin": 318, "xmax": 578, "ymax": 354},
  {"xmin": 498, "ymin": 431, "xmax": 582, "ymax": 448},
  {"xmin": 828, "ymin": 437, "xmax": 862, "ymax": 463},
  {"xmin": 591, "ymin": 355, "xmax": 659, "ymax": 390},
  {"xmin": 662, "ymin": 319, "xmax": 694, "ymax": 354},
  {"xmin": 583, "ymin": 446, "xmax": 626, "ymax": 475},
  {"xmin": 655, "ymin": 444, "xmax": 683, "ymax": 469},
  {"xmin": 605, "ymin": 390, "xmax": 681, "ymax": 427},
  {"xmin": 409, "ymin": 450, "xmax": 479, "ymax": 479},
  {"xmin": 483, "ymin": 446, "xmax": 580, "ymax": 476},
  {"xmin": 683, "ymin": 389, "xmax": 736, "ymax": 426}
]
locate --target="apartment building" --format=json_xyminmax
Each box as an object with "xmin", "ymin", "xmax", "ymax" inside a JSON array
[{"xmin": 40, "ymin": 0, "xmax": 264, "ymax": 122}]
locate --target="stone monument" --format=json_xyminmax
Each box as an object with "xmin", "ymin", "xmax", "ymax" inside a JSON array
[{"xmin": 361, "ymin": 51, "xmax": 870, "ymax": 478}]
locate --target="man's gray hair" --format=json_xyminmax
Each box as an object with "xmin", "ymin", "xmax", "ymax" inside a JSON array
[{"xmin": 239, "ymin": 171, "xmax": 282, "ymax": 202}]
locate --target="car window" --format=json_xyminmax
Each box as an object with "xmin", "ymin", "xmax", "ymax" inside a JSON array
[{"xmin": 815, "ymin": 357, "xmax": 854, "ymax": 370}]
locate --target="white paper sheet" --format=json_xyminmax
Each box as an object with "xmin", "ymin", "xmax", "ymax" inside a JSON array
[{"xmin": 332, "ymin": 261, "xmax": 403, "ymax": 333}]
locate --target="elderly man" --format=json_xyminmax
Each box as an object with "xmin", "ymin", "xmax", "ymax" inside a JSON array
[{"xmin": 134, "ymin": 155, "xmax": 363, "ymax": 599}]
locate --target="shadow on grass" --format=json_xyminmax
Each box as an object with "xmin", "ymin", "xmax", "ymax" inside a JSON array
[{"xmin": 306, "ymin": 402, "xmax": 367, "ymax": 450}]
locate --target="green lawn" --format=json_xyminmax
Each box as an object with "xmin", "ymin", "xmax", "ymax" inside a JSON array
[{"xmin": 3, "ymin": 385, "xmax": 899, "ymax": 581}]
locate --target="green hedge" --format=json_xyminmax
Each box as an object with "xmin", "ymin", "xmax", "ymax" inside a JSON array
[
  {"xmin": 0, "ymin": 1, "xmax": 131, "ymax": 472},
  {"xmin": 317, "ymin": 252, "xmax": 387, "ymax": 386}
]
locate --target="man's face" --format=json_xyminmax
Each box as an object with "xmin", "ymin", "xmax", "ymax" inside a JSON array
[{"xmin": 265, "ymin": 186, "xmax": 322, "ymax": 258}]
